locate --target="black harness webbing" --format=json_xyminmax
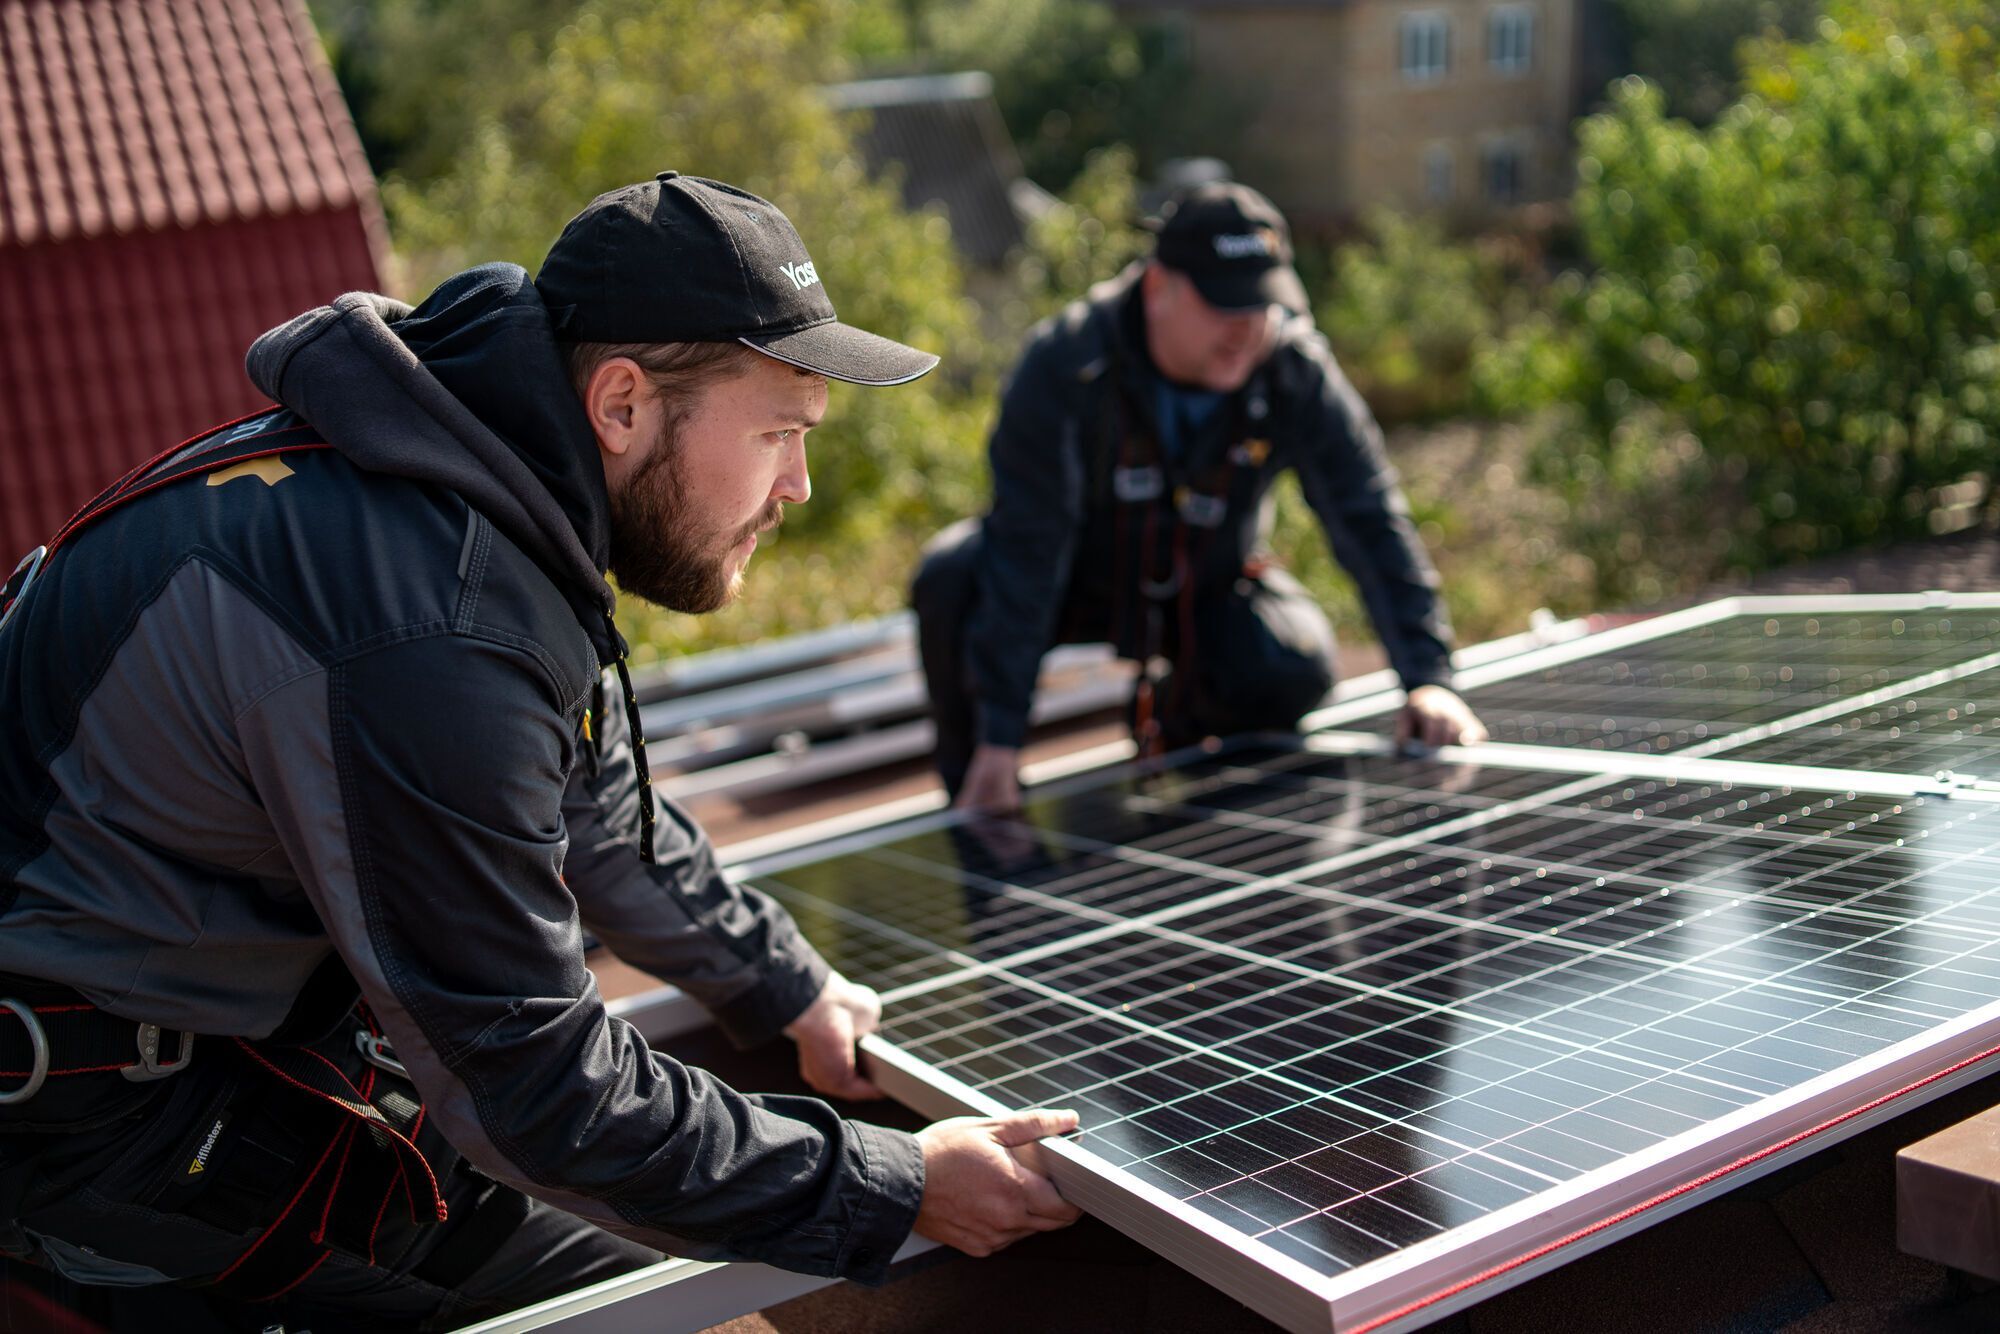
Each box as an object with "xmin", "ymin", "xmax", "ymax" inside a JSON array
[{"xmin": 1098, "ymin": 356, "xmax": 1275, "ymax": 756}]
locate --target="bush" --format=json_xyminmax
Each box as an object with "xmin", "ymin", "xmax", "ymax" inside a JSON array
[
  {"xmin": 1311, "ymin": 210, "xmax": 1537, "ymax": 426},
  {"xmin": 1478, "ymin": 1, "xmax": 2000, "ymax": 600}
]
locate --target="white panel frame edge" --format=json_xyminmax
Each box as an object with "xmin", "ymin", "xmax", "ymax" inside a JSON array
[
  {"xmin": 1304, "ymin": 592, "xmax": 2000, "ymax": 733},
  {"xmin": 862, "ymin": 1000, "xmax": 2000, "ymax": 1334}
]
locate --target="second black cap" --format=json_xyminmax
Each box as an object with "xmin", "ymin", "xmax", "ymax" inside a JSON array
[{"xmin": 1153, "ymin": 181, "xmax": 1308, "ymax": 315}]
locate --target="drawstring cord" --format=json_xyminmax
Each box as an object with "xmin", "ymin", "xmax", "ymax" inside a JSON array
[{"xmin": 604, "ymin": 614, "xmax": 657, "ymax": 865}]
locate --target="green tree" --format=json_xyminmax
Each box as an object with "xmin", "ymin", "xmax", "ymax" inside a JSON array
[
  {"xmin": 1479, "ymin": 1, "xmax": 2000, "ymax": 604},
  {"xmin": 841, "ymin": 0, "xmax": 1224, "ymax": 191},
  {"xmin": 1314, "ymin": 210, "xmax": 1535, "ymax": 425},
  {"xmin": 1607, "ymin": 0, "xmax": 1821, "ymax": 123},
  {"xmin": 1007, "ymin": 144, "xmax": 1150, "ymax": 327}
]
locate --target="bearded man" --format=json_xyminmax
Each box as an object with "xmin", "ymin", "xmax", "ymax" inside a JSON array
[
  {"xmin": 913, "ymin": 181, "xmax": 1486, "ymax": 812},
  {"xmin": 0, "ymin": 172, "xmax": 1077, "ymax": 1331}
]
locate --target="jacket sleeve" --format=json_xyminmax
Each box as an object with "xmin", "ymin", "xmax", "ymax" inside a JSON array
[
  {"xmin": 561, "ymin": 674, "xmax": 829, "ymax": 1048},
  {"xmin": 236, "ymin": 634, "xmax": 922, "ymax": 1282},
  {"xmin": 1284, "ymin": 331, "xmax": 1456, "ymax": 691},
  {"xmin": 963, "ymin": 326, "xmax": 1090, "ymax": 748}
]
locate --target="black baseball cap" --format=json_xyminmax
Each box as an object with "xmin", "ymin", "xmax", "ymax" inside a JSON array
[
  {"xmin": 535, "ymin": 171, "xmax": 938, "ymax": 386},
  {"xmin": 1151, "ymin": 181, "xmax": 1308, "ymax": 315}
]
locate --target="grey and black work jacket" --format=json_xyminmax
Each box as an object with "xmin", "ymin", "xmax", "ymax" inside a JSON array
[
  {"xmin": 965, "ymin": 264, "xmax": 1456, "ymax": 748},
  {"xmin": 0, "ymin": 264, "xmax": 922, "ymax": 1280}
]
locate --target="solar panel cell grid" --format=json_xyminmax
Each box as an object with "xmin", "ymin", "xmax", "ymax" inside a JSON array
[
  {"xmin": 745, "ymin": 750, "xmax": 1581, "ymax": 997},
  {"xmin": 1348, "ymin": 610, "xmax": 2000, "ymax": 755},
  {"xmin": 1719, "ymin": 664, "xmax": 2000, "ymax": 776},
  {"xmin": 718, "ymin": 601, "xmax": 2000, "ymax": 1332}
]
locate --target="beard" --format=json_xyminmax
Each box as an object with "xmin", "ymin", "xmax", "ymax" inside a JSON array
[{"xmin": 607, "ymin": 428, "xmax": 783, "ymax": 614}]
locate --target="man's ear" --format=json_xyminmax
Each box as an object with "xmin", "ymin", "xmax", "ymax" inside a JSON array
[{"xmin": 584, "ymin": 357, "xmax": 649, "ymax": 461}]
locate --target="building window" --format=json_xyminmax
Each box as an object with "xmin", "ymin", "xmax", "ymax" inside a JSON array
[
  {"xmin": 1488, "ymin": 5, "xmax": 1534, "ymax": 73},
  {"xmin": 1482, "ymin": 141, "xmax": 1524, "ymax": 201},
  {"xmin": 1400, "ymin": 13, "xmax": 1450, "ymax": 83},
  {"xmin": 1423, "ymin": 145, "xmax": 1455, "ymax": 203}
]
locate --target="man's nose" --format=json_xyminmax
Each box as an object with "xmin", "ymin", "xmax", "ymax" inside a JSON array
[{"xmin": 776, "ymin": 438, "xmax": 811, "ymax": 505}]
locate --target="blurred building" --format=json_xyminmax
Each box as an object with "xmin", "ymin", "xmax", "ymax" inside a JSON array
[
  {"xmin": 1111, "ymin": 0, "xmax": 1592, "ymax": 232},
  {"xmin": 827, "ymin": 71, "xmax": 1056, "ymax": 271},
  {"xmin": 0, "ymin": 0, "xmax": 385, "ymax": 561}
]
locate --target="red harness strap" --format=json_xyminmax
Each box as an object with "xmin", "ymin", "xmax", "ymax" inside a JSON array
[
  {"xmin": 214, "ymin": 1030, "xmax": 450, "ymax": 1302},
  {"xmin": 2, "ymin": 409, "xmax": 331, "ymax": 627}
]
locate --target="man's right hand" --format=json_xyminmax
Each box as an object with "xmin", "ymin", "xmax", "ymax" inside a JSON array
[
  {"xmin": 955, "ymin": 744, "xmax": 1022, "ymax": 813},
  {"xmin": 913, "ymin": 1109, "xmax": 1083, "ymax": 1256}
]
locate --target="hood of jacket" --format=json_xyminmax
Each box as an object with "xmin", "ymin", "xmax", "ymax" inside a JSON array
[{"xmin": 246, "ymin": 263, "xmax": 618, "ymax": 651}]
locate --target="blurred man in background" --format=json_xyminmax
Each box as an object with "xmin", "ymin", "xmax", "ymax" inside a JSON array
[{"xmin": 914, "ymin": 181, "xmax": 1486, "ymax": 811}]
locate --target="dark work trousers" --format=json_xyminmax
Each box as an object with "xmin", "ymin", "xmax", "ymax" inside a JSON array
[
  {"xmin": 0, "ymin": 1032, "xmax": 658, "ymax": 1333},
  {"xmin": 913, "ymin": 517, "xmax": 1340, "ymax": 797}
]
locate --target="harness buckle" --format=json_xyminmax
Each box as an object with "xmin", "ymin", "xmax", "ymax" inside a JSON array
[
  {"xmin": 0, "ymin": 545, "xmax": 47, "ymax": 633},
  {"xmin": 0, "ymin": 1000, "xmax": 49, "ymax": 1105},
  {"xmin": 1176, "ymin": 488, "xmax": 1229, "ymax": 529},
  {"xmin": 1112, "ymin": 466, "xmax": 1164, "ymax": 503},
  {"xmin": 1228, "ymin": 438, "xmax": 1272, "ymax": 467},
  {"xmin": 122, "ymin": 1023, "xmax": 194, "ymax": 1081},
  {"xmin": 355, "ymin": 1030, "xmax": 409, "ymax": 1078}
]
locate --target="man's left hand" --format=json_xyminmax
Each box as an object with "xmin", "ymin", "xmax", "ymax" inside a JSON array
[
  {"xmin": 785, "ymin": 970, "xmax": 886, "ymax": 1101},
  {"xmin": 1394, "ymin": 684, "xmax": 1489, "ymax": 751}
]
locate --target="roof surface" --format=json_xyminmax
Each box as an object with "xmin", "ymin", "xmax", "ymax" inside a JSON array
[
  {"xmin": 831, "ymin": 72, "xmax": 1028, "ymax": 269},
  {"xmin": 0, "ymin": 0, "xmax": 375, "ymax": 247},
  {"xmin": 0, "ymin": 0, "xmax": 383, "ymax": 558}
]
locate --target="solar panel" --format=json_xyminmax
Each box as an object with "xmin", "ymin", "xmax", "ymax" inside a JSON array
[
  {"xmin": 1316, "ymin": 600, "xmax": 2000, "ymax": 757},
  {"xmin": 726, "ymin": 594, "xmax": 2000, "ymax": 1333},
  {"xmin": 1715, "ymin": 663, "xmax": 2000, "ymax": 778}
]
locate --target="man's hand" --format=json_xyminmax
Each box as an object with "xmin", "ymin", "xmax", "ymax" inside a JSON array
[
  {"xmin": 956, "ymin": 744, "xmax": 1022, "ymax": 814},
  {"xmin": 914, "ymin": 1110, "xmax": 1084, "ymax": 1256},
  {"xmin": 1394, "ymin": 684, "xmax": 1489, "ymax": 752},
  {"xmin": 783, "ymin": 971, "xmax": 884, "ymax": 1101}
]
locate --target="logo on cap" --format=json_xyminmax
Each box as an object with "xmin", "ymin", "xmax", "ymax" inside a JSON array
[
  {"xmin": 1213, "ymin": 227, "xmax": 1277, "ymax": 260},
  {"xmin": 779, "ymin": 260, "xmax": 821, "ymax": 291}
]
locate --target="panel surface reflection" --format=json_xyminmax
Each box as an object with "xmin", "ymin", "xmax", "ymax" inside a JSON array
[
  {"xmin": 871, "ymin": 781, "xmax": 2000, "ymax": 1276},
  {"xmin": 1351, "ymin": 610, "xmax": 2000, "ymax": 754}
]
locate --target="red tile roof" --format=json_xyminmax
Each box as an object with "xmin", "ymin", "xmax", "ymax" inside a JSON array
[
  {"xmin": 0, "ymin": 0, "xmax": 385, "ymax": 558},
  {"xmin": 0, "ymin": 0, "xmax": 377, "ymax": 247}
]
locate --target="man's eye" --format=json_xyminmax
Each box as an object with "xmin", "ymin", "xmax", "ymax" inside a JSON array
[{"xmin": 772, "ymin": 429, "xmax": 795, "ymax": 443}]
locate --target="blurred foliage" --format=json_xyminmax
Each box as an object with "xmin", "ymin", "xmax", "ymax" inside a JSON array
[
  {"xmin": 1477, "ymin": 0, "xmax": 2000, "ymax": 606},
  {"xmin": 840, "ymin": 0, "xmax": 1222, "ymax": 192},
  {"xmin": 313, "ymin": 0, "xmax": 2000, "ymax": 670},
  {"xmin": 1311, "ymin": 211, "xmax": 1542, "ymax": 426},
  {"xmin": 1606, "ymin": 0, "xmax": 1822, "ymax": 123},
  {"xmin": 1008, "ymin": 145, "xmax": 1151, "ymax": 324},
  {"xmin": 1269, "ymin": 424, "xmax": 1604, "ymax": 649}
]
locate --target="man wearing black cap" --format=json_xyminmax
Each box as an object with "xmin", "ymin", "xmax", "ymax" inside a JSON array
[
  {"xmin": 0, "ymin": 172, "xmax": 1077, "ymax": 1330},
  {"xmin": 914, "ymin": 181, "xmax": 1486, "ymax": 811}
]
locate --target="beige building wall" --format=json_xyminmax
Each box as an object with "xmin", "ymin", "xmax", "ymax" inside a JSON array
[
  {"xmin": 1130, "ymin": 0, "xmax": 1578, "ymax": 231},
  {"xmin": 1176, "ymin": 8, "xmax": 1356, "ymax": 229},
  {"xmin": 1341, "ymin": 0, "xmax": 1577, "ymax": 218}
]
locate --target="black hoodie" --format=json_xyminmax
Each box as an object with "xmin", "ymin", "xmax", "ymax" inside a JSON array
[
  {"xmin": 963, "ymin": 263, "xmax": 1455, "ymax": 747},
  {"xmin": 0, "ymin": 264, "xmax": 924, "ymax": 1279}
]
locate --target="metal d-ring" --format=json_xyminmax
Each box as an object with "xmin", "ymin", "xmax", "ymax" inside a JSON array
[
  {"xmin": 0, "ymin": 545, "xmax": 48, "ymax": 635},
  {"xmin": 0, "ymin": 999, "xmax": 49, "ymax": 1105},
  {"xmin": 355, "ymin": 1030, "xmax": 408, "ymax": 1078}
]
